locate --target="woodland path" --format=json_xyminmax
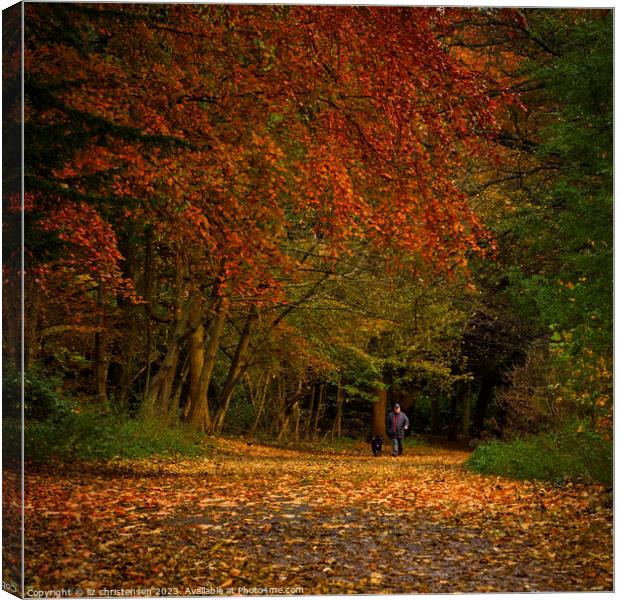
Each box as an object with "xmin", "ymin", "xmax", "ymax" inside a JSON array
[{"xmin": 25, "ymin": 439, "xmax": 612, "ymax": 594}]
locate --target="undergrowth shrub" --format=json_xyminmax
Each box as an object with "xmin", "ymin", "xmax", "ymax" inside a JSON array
[
  {"xmin": 26, "ymin": 410, "xmax": 205, "ymax": 462},
  {"xmin": 466, "ymin": 420, "xmax": 612, "ymax": 485}
]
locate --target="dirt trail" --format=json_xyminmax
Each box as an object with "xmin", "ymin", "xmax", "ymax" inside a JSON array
[{"xmin": 25, "ymin": 440, "xmax": 612, "ymax": 594}]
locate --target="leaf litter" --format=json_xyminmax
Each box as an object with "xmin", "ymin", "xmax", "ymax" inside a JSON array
[{"xmin": 25, "ymin": 439, "xmax": 612, "ymax": 594}]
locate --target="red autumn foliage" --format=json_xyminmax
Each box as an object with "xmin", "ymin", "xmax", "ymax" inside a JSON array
[{"xmin": 25, "ymin": 5, "xmax": 514, "ymax": 306}]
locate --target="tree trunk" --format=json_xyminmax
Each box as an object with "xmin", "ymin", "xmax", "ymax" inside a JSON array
[
  {"xmin": 276, "ymin": 375, "xmax": 289, "ymax": 441},
  {"xmin": 211, "ymin": 304, "xmax": 258, "ymax": 434},
  {"xmin": 93, "ymin": 279, "xmax": 108, "ymax": 408},
  {"xmin": 332, "ymin": 382, "xmax": 343, "ymax": 438},
  {"xmin": 293, "ymin": 401, "xmax": 301, "ymax": 444},
  {"xmin": 116, "ymin": 337, "xmax": 136, "ymax": 413},
  {"xmin": 114, "ymin": 240, "xmax": 139, "ymax": 413},
  {"xmin": 142, "ymin": 345, "xmax": 181, "ymax": 421},
  {"xmin": 248, "ymin": 375, "xmax": 270, "ymax": 437},
  {"xmin": 185, "ymin": 300, "xmax": 228, "ymax": 431},
  {"xmin": 372, "ymin": 386, "xmax": 387, "ymax": 438},
  {"xmin": 170, "ymin": 353, "xmax": 190, "ymax": 421},
  {"xmin": 461, "ymin": 383, "xmax": 471, "ymax": 439},
  {"xmin": 312, "ymin": 383, "xmax": 325, "ymax": 440},
  {"xmin": 143, "ymin": 232, "xmax": 155, "ymax": 403},
  {"xmin": 116, "ymin": 305, "xmax": 141, "ymax": 413},
  {"xmin": 277, "ymin": 377, "xmax": 304, "ymax": 442},
  {"xmin": 277, "ymin": 414, "xmax": 291, "ymax": 442},
  {"xmin": 305, "ymin": 384, "xmax": 316, "ymax": 440},
  {"xmin": 141, "ymin": 297, "xmax": 197, "ymax": 421},
  {"xmin": 187, "ymin": 322, "xmax": 205, "ymax": 409},
  {"xmin": 474, "ymin": 376, "xmax": 494, "ymax": 434}
]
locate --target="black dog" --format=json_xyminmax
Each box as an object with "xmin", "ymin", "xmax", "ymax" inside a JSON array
[{"xmin": 371, "ymin": 435, "xmax": 384, "ymax": 457}]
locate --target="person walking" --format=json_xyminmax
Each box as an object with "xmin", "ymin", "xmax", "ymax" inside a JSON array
[{"xmin": 386, "ymin": 403, "xmax": 409, "ymax": 457}]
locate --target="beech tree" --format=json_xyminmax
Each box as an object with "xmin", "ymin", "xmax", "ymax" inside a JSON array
[{"xmin": 24, "ymin": 5, "xmax": 516, "ymax": 431}]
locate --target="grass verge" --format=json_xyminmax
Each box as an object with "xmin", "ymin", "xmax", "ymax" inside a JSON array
[
  {"xmin": 466, "ymin": 422, "xmax": 612, "ymax": 486},
  {"xmin": 24, "ymin": 410, "xmax": 205, "ymax": 462}
]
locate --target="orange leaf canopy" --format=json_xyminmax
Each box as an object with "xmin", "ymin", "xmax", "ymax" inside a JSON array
[{"xmin": 26, "ymin": 5, "xmax": 508, "ymax": 301}]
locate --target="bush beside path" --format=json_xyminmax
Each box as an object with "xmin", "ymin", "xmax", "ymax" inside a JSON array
[{"xmin": 25, "ymin": 439, "xmax": 612, "ymax": 594}]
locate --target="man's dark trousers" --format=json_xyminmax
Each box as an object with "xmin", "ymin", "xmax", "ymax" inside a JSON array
[{"xmin": 392, "ymin": 437, "xmax": 403, "ymax": 456}]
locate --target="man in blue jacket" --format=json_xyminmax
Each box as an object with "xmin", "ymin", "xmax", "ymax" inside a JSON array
[{"xmin": 386, "ymin": 403, "xmax": 409, "ymax": 457}]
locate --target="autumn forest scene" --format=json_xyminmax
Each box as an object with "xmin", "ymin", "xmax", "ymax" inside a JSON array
[{"xmin": 2, "ymin": 3, "xmax": 613, "ymax": 595}]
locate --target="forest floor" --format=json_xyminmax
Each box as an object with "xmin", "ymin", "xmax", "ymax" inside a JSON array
[{"xmin": 25, "ymin": 438, "xmax": 612, "ymax": 594}]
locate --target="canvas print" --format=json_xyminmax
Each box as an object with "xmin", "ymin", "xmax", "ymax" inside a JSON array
[{"xmin": 2, "ymin": 3, "xmax": 613, "ymax": 596}]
